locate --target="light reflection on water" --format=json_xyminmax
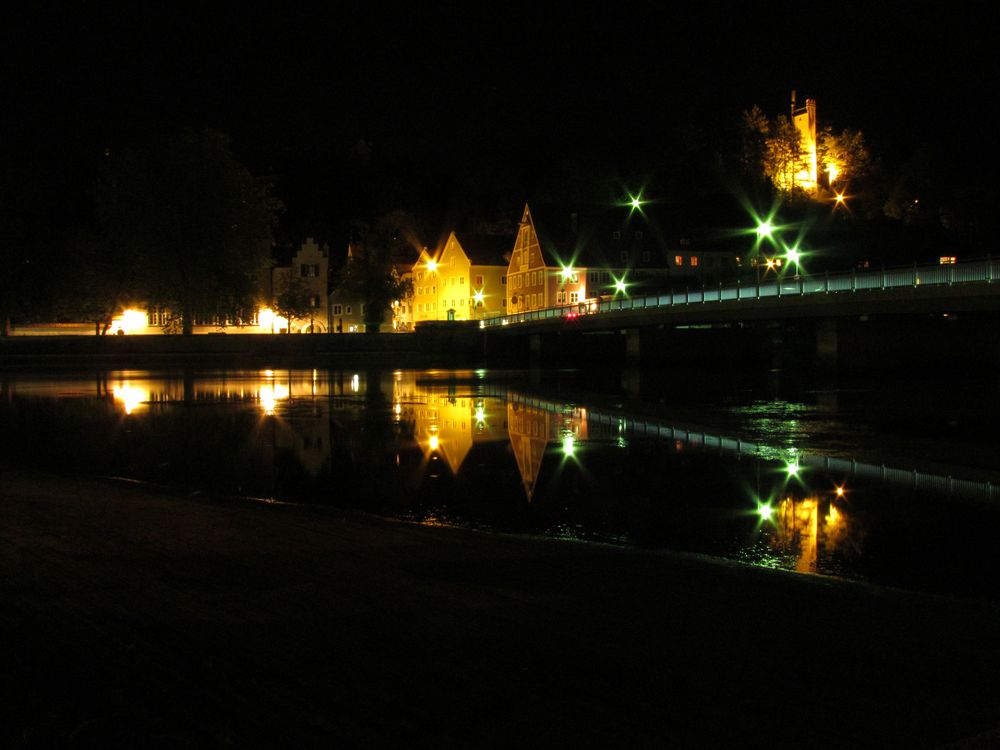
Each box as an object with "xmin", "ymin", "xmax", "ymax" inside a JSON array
[{"xmin": 2, "ymin": 368, "xmax": 999, "ymax": 599}]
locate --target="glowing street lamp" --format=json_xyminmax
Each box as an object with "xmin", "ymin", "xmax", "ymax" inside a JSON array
[
  {"xmin": 426, "ymin": 259, "xmax": 439, "ymax": 273},
  {"xmin": 756, "ymin": 220, "xmax": 774, "ymax": 240},
  {"xmin": 614, "ymin": 278, "xmax": 627, "ymax": 295},
  {"xmin": 560, "ymin": 265, "xmax": 575, "ymax": 281}
]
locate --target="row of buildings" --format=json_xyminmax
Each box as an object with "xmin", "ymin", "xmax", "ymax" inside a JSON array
[{"xmin": 96, "ymin": 202, "xmax": 737, "ymax": 335}]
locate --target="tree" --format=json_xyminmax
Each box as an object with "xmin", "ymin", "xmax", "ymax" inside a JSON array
[
  {"xmin": 95, "ymin": 129, "xmax": 282, "ymax": 334},
  {"xmin": 272, "ymin": 273, "xmax": 315, "ymax": 332},
  {"xmin": 334, "ymin": 212, "xmax": 415, "ymax": 333}
]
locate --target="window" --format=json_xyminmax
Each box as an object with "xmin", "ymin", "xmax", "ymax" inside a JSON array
[
  {"xmin": 612, "ymin": 231, "xmax": 621, "ymax": 240},
  {"xmin": 459, "ymin": 277, "xmax": 464, "ymax": 285},
  {"xmin": 501, "ymin": 275, "xmax": 506, "ymax": 285},
  {"xmin": 556, "ymin": 291, "xmax": 566, "ymax": 304},
  {"xmin": 570, "ymin": 291, "xmax": 579, "ymax": 303},
  {"xmin": 309, "ymin": 295, "xmax": 319, "ymax": 308},
  {"xmin": 675, "ymin": 255, "xmax": 683, "ymax": 266},
  {"xmin": 691, "ymin": 256, "xmax": 699, "ymax": 267},
  {"xmin": 361, "ymin": 304, "xmax": 366, "ymax": 315},
  {"xmin": 475, "ymin": 275, "xmax": 484, "ymax": 286},
  {"xmin": 312, "ymin": 264, "xmax": 320, "ymax": 276},
  {"xmin": 301, "ymin": 264, "xmax": 309, "ymax": 277},
  {"xmin": 501, "ymin": 299, "xmax": 506, "ymax": 306}
]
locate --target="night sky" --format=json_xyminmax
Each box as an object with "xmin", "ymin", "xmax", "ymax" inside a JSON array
[{"xmin": 6, "ymin": 2, "xmax": 996, "ymax": 243}]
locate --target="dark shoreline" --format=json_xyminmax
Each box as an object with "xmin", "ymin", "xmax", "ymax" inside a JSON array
[{"xmin": 2, "ymin": 468, "xmax": 999, "ymax": 748}]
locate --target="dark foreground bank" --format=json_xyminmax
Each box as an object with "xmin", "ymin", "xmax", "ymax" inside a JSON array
[{"xmin": 2, "ymin": 470, "xmax": 999, "ymax": 749}]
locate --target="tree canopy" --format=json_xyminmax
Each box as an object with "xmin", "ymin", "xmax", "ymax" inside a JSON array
[{"xmin": 93, "ymin": 129, "xmax": 283, "ymax": 334}]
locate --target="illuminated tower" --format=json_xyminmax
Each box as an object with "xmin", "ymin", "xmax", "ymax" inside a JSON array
[{"xmin": 791, "ymin": 91, "xmax": 818, "ymax": 192}]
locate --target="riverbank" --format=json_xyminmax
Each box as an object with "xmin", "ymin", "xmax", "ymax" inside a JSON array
[{"xmin": 2, "ymin": 469, "xmax": 999, "ymax": 748}]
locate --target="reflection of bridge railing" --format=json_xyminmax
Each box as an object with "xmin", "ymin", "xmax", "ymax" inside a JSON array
[
  {"xmin": 482, "ymin": 256, "xmax": 1000, "ymax": 329},
  {"xmin": 490, "ymin": 389, "xmax": 999, "ymax": 503}
]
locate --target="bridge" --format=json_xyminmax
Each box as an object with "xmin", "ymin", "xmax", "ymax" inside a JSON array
[{"xmin": 479, "ymin": 257, "xmax": 1000, "ymax": 370}]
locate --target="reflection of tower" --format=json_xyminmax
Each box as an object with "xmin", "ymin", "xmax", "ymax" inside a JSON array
[{"xmin": 791, "ymin": 90, "xmax": 818, "ymax": 190}]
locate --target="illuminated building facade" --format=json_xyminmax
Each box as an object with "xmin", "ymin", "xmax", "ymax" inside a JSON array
[
  {"xmin": 268, "ymin": 237, "xmax": 330, "ymax": 333},
  {"xmin": 411, "ymin": 232, "xmax": 510, "ymax": 323},
  {"xmin": 791, "ymin": 91, "xmax": 818, "ymax": 193},
  {"xmin": 506, "ymin": 204, "xmax": 587, "ymax": 315}
]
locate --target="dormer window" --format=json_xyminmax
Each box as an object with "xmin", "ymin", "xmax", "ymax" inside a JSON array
[{"xmin": 612, "ymin": 231, "xmax": 621, "ymax": 240}]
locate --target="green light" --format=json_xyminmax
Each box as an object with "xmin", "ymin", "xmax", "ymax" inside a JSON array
[
  {"xmin": 562, "ymin": 435, "xmax": 576, "ymax": 456},
  {"xmin": 786, "ymin": 460, "xmax": 800, "ymax": 477},
  {"xmin": 631, "ymin": 197, "xmax": 641, "ymax": 209},
  {"xmin": 614, "ymin": 279, "xmax": 627, "ymax": 294},
  {"xmin": 757, "ymin": 501, "xmax": 773, "ymax": 521},
  {"xmin": 756, "ymin": 220, "xmax": 773, "ymax": 239},
  {"xmin": 560, "ymin": 266, "xmax": 574, "ymax": 281},
  {"xmin": 786, "ymin": 248, "xmax": 801, "ymax": 265}
]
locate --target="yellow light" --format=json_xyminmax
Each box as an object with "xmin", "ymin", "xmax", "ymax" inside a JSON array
[
  {"xmin": 475, "ymin": 406, "xmax": 485, "ymax": 422},
  {"xmin": 110, "ymin": 308, "xmax": 148, "ymax": 335},
  {"xmin": 426, "ymin": 260, "xmax": 438, "ymax": 273},
  {"xmin": 835, "ymin": 486, "xmax": 845, "ymax": 497},
  {"xmin": 351, "ymin": 374, "xmax": 359, "ymax": 392},
  {"xmin": 429, "ymin": 435, "xmax": 440, "ymax": 451},
  {"xmin": 112, "ymin": 384, "xmax": 147, "ymax": 414},
  {"xmin": 560, "ymin": 266, "xmax": 574, "ymax": 281},
  {"xmin": 766, "ymin": 258, "xmax": 776, "ymax": 270},
  {"xmin": 473, "ymin": 290, "xmax": 485, "ymax": 303},
  {"xmin": 258, "ymin": 308, "xmax": 275, "ymax": 328},
  {"xmin": 834, "ymin": 193, "xmax": 845, "ymax": 204}
]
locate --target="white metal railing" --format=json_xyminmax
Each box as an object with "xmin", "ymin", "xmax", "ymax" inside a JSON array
[{"xmin": 480, "ymin": 256, "xmax": 999, "ymax": 329}]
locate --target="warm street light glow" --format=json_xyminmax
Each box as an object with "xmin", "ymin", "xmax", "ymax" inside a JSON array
[
  {"xmin": 473, "ymin": 290, "xmax": 485, "ymax": 304},
  {"xmin": 766, "ymin": 258, "xmax": 777, "ymax": 270},
  {"xmin": 834, "ymin": 192, "xmax": 845, "ymax": 204},
  {"xmin": 428, "ymin": 434, "xmax": 440, "ymax": 451},
  {"xmin": 426, "ymin": 260, "xmax": 438, "ymax": 273},
  {"xmin": 560, "ymin": 266, "xmax": 574, "ymax": 281},
  {"xmin": 835, "ymin": 486, "xmax": 845, "ymax": 497}
]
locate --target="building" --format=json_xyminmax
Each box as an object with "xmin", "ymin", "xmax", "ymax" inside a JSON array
[
  {"xmin": 410, "ymin": 231, "xmax": 511, "ymax": 323},
  {"xmin": 791, "ymin": 90, "xmax": 818, "ymax": 192},
  {"xmin": 504, "ymin": 203, "xmax": 736, "ymax": 316},
  {"xmin": 266, "ymin": 237, "xmax": 330, "ymax": 333}
]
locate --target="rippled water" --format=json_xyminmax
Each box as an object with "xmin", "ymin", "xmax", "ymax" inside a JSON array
[{"xmin": 2, "ymin": 367, "xmax": 998, "ymax": 600}]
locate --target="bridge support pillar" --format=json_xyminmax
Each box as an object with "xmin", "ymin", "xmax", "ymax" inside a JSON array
[
  {"xmin": 625, "ymin": 328, "xmax": 641, "ymax": 365},
  {"xmin": 529, "ymin": 333, "xmax": 542, "ymax": 363},
  {"xmin": 816, "ymin": 319, "xmax": 838, "ymax": 369}
]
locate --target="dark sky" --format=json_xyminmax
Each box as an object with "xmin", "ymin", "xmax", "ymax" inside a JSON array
[{"xmin": 6, "ymin": 2, "xmax": 996, "ymax": 238}]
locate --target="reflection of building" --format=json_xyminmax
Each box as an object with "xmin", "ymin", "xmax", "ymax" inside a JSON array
[
  {"xmin": 506, "ymin": 400, "xmax": 588, "ymax": 501},
  {"xmin": 771, "ymin": 495, "xmax": 853, "ymax": 573}
]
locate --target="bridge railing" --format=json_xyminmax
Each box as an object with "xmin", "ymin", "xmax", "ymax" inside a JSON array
[{"xmin": 480, "ymin": 256, "xmax": 998, "ymax": 329}]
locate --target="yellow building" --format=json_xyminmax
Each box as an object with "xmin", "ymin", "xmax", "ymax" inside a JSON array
[
  {"xmin": 791, "ymin": 91, "xmax": 818, "ymax": 192},
  {"xmin": 411, "ymin": 231, "xmax": 510, "ymax": 322}
]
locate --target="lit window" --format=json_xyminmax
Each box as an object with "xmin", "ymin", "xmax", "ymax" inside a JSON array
[
  {"xmin": 570, "ymin": 292, "xmax": 579, "ymax": 303},
  {"xmin": 939, "ymin": 256, "xmax": 957, "ymax": 265},
  {"xmin": 675, "ymin": 255, "xmax": 683, "ymax": 266},
  {"xmin": 691, "ymin": 256, "xmax": 699, "ymax": 267}
]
